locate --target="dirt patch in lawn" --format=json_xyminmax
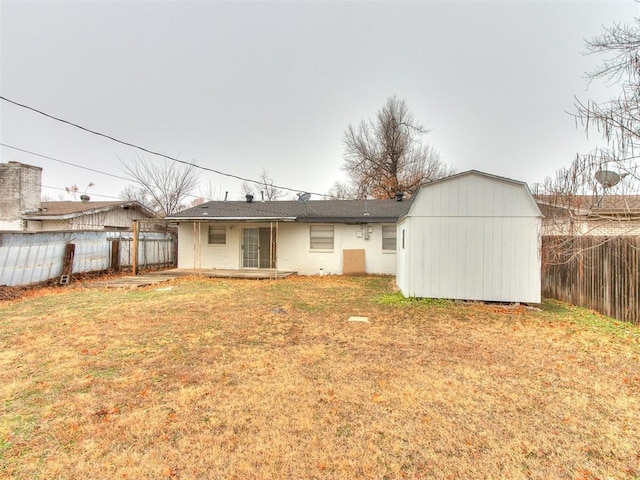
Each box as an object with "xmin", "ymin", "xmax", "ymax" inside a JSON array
[{"xmin": 1, "ymin": 275, "xmax": 639, "ymax": 479}]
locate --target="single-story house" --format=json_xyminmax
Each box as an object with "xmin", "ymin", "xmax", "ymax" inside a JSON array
[
  {"xmin": 535, "ymin": 194, "xmax": 640, "ymax": 236},
  {"xmin": 396, "ymin": 171, "xmax": 543, "ymax": 303},
  {"xmin": 168, "ymin": 170, "xmax": 543, "ymax": 303},
  {"xmin": 22, "ymin": 201, "xmax": 158, "ymax": 231},
  {"xmin": 166, "ymin": 197, "xmax": 410, "ymax": 275},
  {"xmin": 0, "ymin": 161, "xmax": 157, "ymax": 231}
]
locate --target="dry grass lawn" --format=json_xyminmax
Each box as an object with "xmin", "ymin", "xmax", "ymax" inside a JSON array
[{"xmin": 1, "ymin": 275, "xmax": 639, "ymax": 479}]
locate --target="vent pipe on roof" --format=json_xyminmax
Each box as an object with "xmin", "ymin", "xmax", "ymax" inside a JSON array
[
  {"xmin": 224, "ymin": 191, "xmax": 228, "ymax": 201},
  {"xmin": 246, "ymin": 194, "xmax": 254, "ymax": 203},
  {"xmin": 395, "ymin": 191, "xmax": 405, "ymax": 202}
]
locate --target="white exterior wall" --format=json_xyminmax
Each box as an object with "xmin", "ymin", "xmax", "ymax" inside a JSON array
[
  {"xmin": 277, "ymin": 222, "xmax": 396, "ymax": 275},
  {"xmin": 542, "ymin": 217, "xmax": 640, "ymax": 236},
  {"xmin": 0, "ymin": 162, "xmax": 42, "ymax": 231},
  {"xmin": 0, "ymin": 219, "xmax": 23, "ymax": 231},
  {"xmin": 398, "ymin": 173, "xmax": 542, "ymax": 303},
  {"xmin": 395, "ymin": 218, "xmax": 410, "ymax": 294},
  {"xmin": 582, "ymin": 218, "xmax": 640, "ymax": 236},
  {"xmin": 177, "ymin": 221, "xmax": 397, "ymax": 275},
  {"xmin": 177, "ymin": 221, "xmax": 246, "ymax": 270}
]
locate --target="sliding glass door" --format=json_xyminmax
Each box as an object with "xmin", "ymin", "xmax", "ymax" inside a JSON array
[{"xmin": 242, "ymin": 227, "xmax": 276, "ymax": 268}]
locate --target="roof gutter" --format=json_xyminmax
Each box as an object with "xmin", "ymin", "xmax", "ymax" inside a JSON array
[
  {"xmin": 165, "ymin": 216, "xmax": 297, "ymax": 222},
  {"xmin": 295, "ymin": 216, "xmax": 401, "ymax": 224}
]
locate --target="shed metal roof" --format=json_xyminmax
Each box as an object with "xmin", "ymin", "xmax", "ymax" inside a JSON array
[{"xmin": 403, "ymin": 170, "xmax": 543, "ymax": 218}]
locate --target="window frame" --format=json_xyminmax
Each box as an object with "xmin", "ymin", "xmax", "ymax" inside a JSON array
[
  {"xmin": 208, "ymin": 225, "xmax": 227, "ymax": 245},
  {"xmin": 382, "ymin": 225, "xmax": 397, "ymax": 251},
  {"xmin": 310, "ymin": 224, "xmax": 334, "ymax": 251}
]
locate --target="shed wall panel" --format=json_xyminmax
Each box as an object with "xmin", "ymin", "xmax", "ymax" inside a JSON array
[
  {"xmin": 401, "ymin": 217, "xmax": 541, "ymax": 303},
  {"xmin": 396, "ymin": 220, "xmax": 409, "ymax": 294}
]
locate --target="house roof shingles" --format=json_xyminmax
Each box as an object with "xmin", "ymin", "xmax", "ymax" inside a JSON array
[{"xmin": 168, "ymin": 199, "xmax": 412, "ymax": 223}]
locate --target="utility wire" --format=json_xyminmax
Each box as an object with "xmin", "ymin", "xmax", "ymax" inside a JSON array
[
  {"xmin": 1, "ymin": 142, "xmax": 334, "ymax": 218},
  {"xmin": 0, "ymin": 142, "xmax": 131, "ymax": 182},
  {"xmin": 0, "ymin": 95, "xmax": 331, "ymax": 198},
  {"xmin": 1, "ymin": 142, "xmax": 216, "ymax": 202},
  {"xmin": 40, "ymin": 184, "xmax": 123, "ymax": 200}
]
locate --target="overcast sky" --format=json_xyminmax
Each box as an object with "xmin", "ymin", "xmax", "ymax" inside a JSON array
[{"xmin": 1, "ymin": 0, "xmax": 638, "ymax": 203}]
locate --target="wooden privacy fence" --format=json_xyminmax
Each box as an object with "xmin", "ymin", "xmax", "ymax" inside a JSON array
[
  {"xmin": 0, "ymin": 230, "xmax": 176, "ymax": 287},
  {"xmin": 542, "ymin": 236, "xmax": 639, "ymax": 325}
]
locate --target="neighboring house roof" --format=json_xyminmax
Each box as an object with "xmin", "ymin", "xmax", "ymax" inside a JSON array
[
  {"xmin": 535, "ymin": 195, "xmax": 640, "ymax": 216},
  {"xmin": 23, "ymin": 201, "xmax": 158, "ymax": 220},
  {"xmin": 168, "ymin": 199, "xmax": 411, "ymax": 223}
]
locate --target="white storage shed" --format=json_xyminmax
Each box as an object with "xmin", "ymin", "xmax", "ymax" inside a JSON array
[{"xmin": 396, "ymin": 171, "xmax": 543, "ymax": 303}]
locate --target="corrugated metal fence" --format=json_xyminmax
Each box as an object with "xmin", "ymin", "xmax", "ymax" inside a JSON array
[
  {"xmin": 542, "ymin": 236, "xmax": 639, "ymax": 325},
  {"xmin": 0, "ymin": 230, "xmax": 176, "ymax": 286}
]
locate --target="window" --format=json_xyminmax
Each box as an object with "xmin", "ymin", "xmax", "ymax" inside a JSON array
[
  {"xmin": 382, "ymin": 225, "xmax": 397, "ymax": 251},
  {"xmin": 310, "ymin": 225, "xmax": 334, "ymax": 250},
  {"xmin": 208, "ymin": 225, "xmax": 226, "ymax": 245}
]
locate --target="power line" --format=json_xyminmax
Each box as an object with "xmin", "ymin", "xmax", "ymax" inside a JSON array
[
  {"xmin": 0, "ymin": 142, "xmax": 131, "ymax": 182},
  {"xmin": 40, "ymin": 184, "xmax": 123, "ymax": 200},
  {"xmin": 1, "ymin": 142, "xmax": 330, "ymax": 217},
  {"xmin": 0, "ymin": 142, "xmax": 220, "ymax": 202},
  {"xmin": 0, "ymin": 95, "xmax": 332, "ymax": 198},
  {"xmin": 0, "ymin": 143, "xmax": 315, "ymax": 215},
  {"xmin": 39, "ymin": 183, "xmax": 328, "ymax": 220}
]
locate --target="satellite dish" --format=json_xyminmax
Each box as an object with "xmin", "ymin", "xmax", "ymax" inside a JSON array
[
  {"xmin": 297, "ymin": 192, "xmax": 311, "ymax": 203},
  {"xmin": 595, "ymin": 170, "xmax": 621, "ymax": 189}
]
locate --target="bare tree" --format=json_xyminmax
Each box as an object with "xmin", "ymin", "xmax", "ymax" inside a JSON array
[
  {"xmin": 240, "ymin": 181, "xmax": 254, "ymax": 200},
  {"xmin": 191, "ymin": 181, "xmax": 223, "ymax": 204},
  {"xmin": 543, "ymin": 21, "xmax": 640, "ymax": 322},
  {"xmin": 341, "ymin": 96, "xmax": 453, "ymax": 199},
  {"xmin": 258, "ymin": 169, "xmax": 285, "ymax": 201},
  {"xmin": 120, "ymin": 156, "xmax": 199, "ymax": 217},
  {"xmin": 328, "ymin": 180, "xmax": 354, "ymax": 200},
  {"xmin": 573, "ymin": 19, "xmax": 640, "ymax": 188},
  {"xmin": 538, "ymin": 18, "xmax": 640, "ymax": 247},
  {"xmin": 239, "ymin": 169, "xmax": 286, "ymax": 201}
]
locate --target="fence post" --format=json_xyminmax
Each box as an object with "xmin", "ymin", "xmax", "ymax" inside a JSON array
[
  {"xmin": 173, "ymin": 232, "xmax": 178, "ymax": 268},
  {"xmin": 111, "ymin": 239, "xmax": 121, "ymax": 272},
  {"xmin": 132, "ymin": 221, "xmax": 139, "ymax": 276},
  {"xmin": 60, "ymin": 243, "xmax": 75, "ymax": 285}
]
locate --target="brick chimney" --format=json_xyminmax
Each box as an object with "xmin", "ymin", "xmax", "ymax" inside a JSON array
[{"xmin": 0, "ymin": 162, "xmax": 42, "ymax": 230}]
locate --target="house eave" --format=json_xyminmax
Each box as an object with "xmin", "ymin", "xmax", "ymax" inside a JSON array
[
  {"xmin": 22, "ymin": 214, "xmax": 74, "ymax": 221},
  {"xmin": 167, "ymin": 216, "xmax": 400, "ymax": 224},
  {"xmin": 166, "ymin": 216, "xmax": 297, "ymax": 222},
  {"xmin": 296, "ymin": 216, "xmax": 400, "ymax": 224}
]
